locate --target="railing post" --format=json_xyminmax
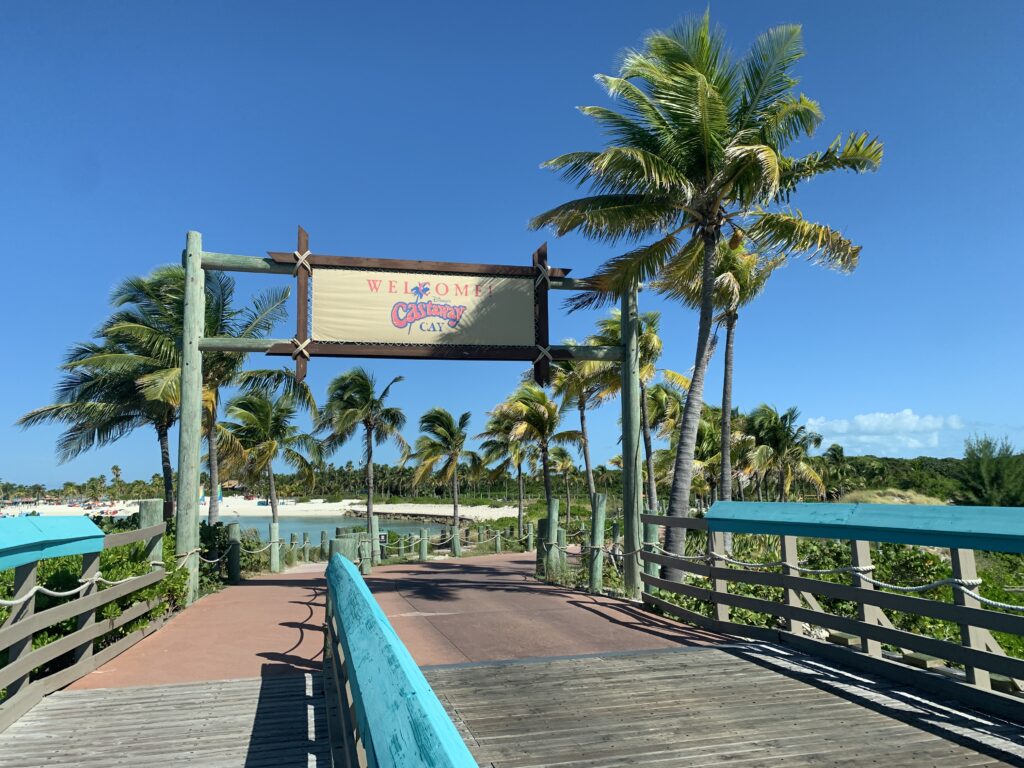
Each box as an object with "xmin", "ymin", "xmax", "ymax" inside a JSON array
[
  {"xmin": 589, "ymin": 493, "xmax": 606, "ymax": 595},
  {"xmin": 951, "ymin": 547, "xmax": 992, "ymax": 690},
  {"xmin": 370, "ymin": 515, "xmax": 381, "ymax": 566},
  {"xmin": 302, "ymin": 532, "xmax": 311, "ymax": 563},
  {"xmin": 5, "ymin": 562, "xmax": 37, "ymax": 697},
  {"xmin": 495, "ymin": 529, "xmax": 502, "ymax": 554},
  {"xmin": 642, "ymin": 516, "xmax": 659, "ymax": 593},
  {"xmin": 781, "ymin": 535, "xmax": 800, "ymax": 634},
  {"xmin": 329, "ymin": 537, "xmax": 342, "ymax": 559},
  {"xmin": 139, "ymin": 499, "xmax": 163, "ymax": 565},
  {"xmin": 74, "ymin": 551, "xmax": 100, "ymax": 664},
  {"xmin": 543, "ymin": 499, "xmax": 561, "ymax": 580},
  {"xmin": 269, "ymin": 521, "xmax": 281, "ymax": 573},
  {"xmin": 850, "ymin": 539, "xmax": 882, "ymax": 657},
  {"xmin": 398, "ymin": 535, "xmax": 406, "ymax": 558},
  {"xmin": 320, "ymin": 530, "xmax": 329, "ymax": 561},
  {"xmin": 358, "ymin": 539, "xmax": 372, "ymax": 575},
  {"xmin": 418, "ymin": 528, "xmax": 428, "ymax": 562},
  {"xmin": 526, "ymin": 522, "xmax": 534, "ymax": 552},
  {"xmin": 287, "ymin": 533, "xmax": 299, "ymax": 567},
  {"xmin": 535, "ymin": 519, "xmax": 548, "ymax": 575},
  {"xmin": 477, "ymin": 524, "xmax": 484, "ymax": 544},
  {"xmin": 452, "ymin": 526, "xmax": 462, "ymax": 558},
  {"xmin": 227, "ymin": 522, "xmax": 241, "ymax": 584},
  {"xmin": 708, "ymin": 531, "xmax": 730, "ymax": 623}
]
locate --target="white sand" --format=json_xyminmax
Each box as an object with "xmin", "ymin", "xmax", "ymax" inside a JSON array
[{"xmin": 10, "ymin": 496, "xmax": 519, "ymax": 522}]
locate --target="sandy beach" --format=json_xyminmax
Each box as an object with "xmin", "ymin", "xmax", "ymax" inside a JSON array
[{"xmin": 7, "ymin": 496, "xmax": 519, "ymax": 523}]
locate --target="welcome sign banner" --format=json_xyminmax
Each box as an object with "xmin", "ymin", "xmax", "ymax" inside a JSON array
[{"xmin": 311, "ymin": 268, "xmax": 535, "ymax": 347}]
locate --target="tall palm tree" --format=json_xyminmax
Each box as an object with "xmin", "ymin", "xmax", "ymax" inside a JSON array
[
  {"xmin": 102, "ymin": 266, "xmax": 288, "ymax": 524},
  {"xmin": 411, "ymin": 408, "xmax": 472, "ymax": 528},
  {"xmin": 748, "ymin": 404, "xmax": 824, "ymax": 501},
  {"xmin": 549, "ymin": 346, "xmax": 604, "ymax": 511},
  {"xmin": 531, "ymin": 14, "xmax": 882, "ymax": 572},
  {"xmin": 549, "ymin": 446, "xmax": 577, "ymax": 527},
  {"xmin": 219, "ymin": 390, "xmax": 321, "ymax": 523},
  {"xmin": 318, "ymin": 368, "xmax": 408, "ymax": 530},
  {"xmin": 478, "ymin": 407, "xmax": 533, "ymax": 536},
  {"xmin": 18, "ymin": 340, "xmax": 179, "ymax": 515},
  {"xmin": 659, "ymin": 242, "xmax": 783, "ymax": 501}
]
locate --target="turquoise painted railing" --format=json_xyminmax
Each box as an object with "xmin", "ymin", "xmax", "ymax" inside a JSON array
[
  {"xmin": 641, "ymin": 501, "xmax": 1024, "ymax": 722},
  {"xmin": 323, "ymin": 553, "xmax": 478, "ymax": 768}
]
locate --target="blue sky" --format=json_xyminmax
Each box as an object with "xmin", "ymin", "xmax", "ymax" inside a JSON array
[{"xmin": 2, "ymin": 1, "xmax": 1022, "ymax": 486}]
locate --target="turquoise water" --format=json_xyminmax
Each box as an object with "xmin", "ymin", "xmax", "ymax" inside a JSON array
[{"xmin": 223, "ymin": 515, "xmax": 445, "ymax": 543}]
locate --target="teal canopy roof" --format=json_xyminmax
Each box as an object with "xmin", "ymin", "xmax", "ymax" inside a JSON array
[
  {"xmin": 0, "ymin": 517, "xmax": 105, "ymax": 571},
  {"xmin": 706, "ymin": 501, "xmax": 1024, "ymax": 553}
]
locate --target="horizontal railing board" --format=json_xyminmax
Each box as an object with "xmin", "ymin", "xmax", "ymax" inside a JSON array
[
  {"xmin": 0, "ymin": 569, "xmax": 163, "ymax": 651},
  {"xmin": 707, "ymin": 501, "xmax": 1024, "ymax": 553},
  {"xmin": 643, "ymin": 573, "xmax": 1024, "ymax": 680},
  {"xmin": 103, "ymin": 523, "xmax": 165, "ymax": 550},
  {"xmin": 640, "ymin": 514, "xmax": 709, "ymax": 531},
  {"xmin": 642, "ymin": 551, "xmax": 711, "ymax": 578},
  {"xmin": 325, "ymin": 553, "xmax": 478, "ymax": 768},
  {"xmin": 640, "ymin": 573, "xmax": 713, "ymax": 602},
  {"xmin": 0, "ymin": 597, "xmax": 163, "ymax": 690}
]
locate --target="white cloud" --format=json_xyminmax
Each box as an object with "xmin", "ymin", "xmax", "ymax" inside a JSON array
[{"xmin": 806, "ymin": 409, "xmax": 965, "ymax": 457}]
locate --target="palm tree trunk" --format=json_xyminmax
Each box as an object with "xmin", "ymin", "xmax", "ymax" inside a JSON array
[
  {"xmin": 541, "ymin": 443, "xmax": 553, "ymax": 509},
  {"xmin": 663, "ymin": 228, "xmax": 719, "ymax": 579},
  {"xmin": 639, "ymin": 380, "xmax": 658, "ymax": 512},
  {"xmin": 268, "ymin": 468, "xmax": 279, "ymax": 524},
  {"xmin": 516, "ymin": 462, "xmax": 524, "ymax": 537},
  {"xmin": 156, "ymin": 422, "xmax": 174, "ymax": 521},
  {"xmin": 564, "ymin": 475, "xmax": 571, "ymax": 528},
  {"xmin": 207, "ymin": 418, "xmax": 220, "ymax": 525},
  {"xmin": 719, "ymin": 314, "xmax": 736, "ymax": 502},
  {"xmin": 365, "ymin": 425, "xmax": 374, "ymax": 530},
  {"xmin": 452, "ymin": 465, "xmax": 460, "ymax": 529},
  {"xmin": 578, "ymin": 402, "xmax": 597, "ymax": 503}
]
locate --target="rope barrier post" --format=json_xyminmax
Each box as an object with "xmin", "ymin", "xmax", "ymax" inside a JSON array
[
  {"xmin": 611, "ymin": 521, "xmax": 621, "ymax": 545},
  {"xmin": 6, "ymin": 562, "xmax": 37, "ymax": 697},
  {"xmin": 543, "ymin": 499, "xmax": 561, "ymax": 581},
  {"xmin": 176, "ymin": 230, "xmax": 205, "ymax": 605},
  {"xmin": 228, "ymin": 522, "xmax": 241, "ymax": 584},
  {"xmin": 589, "ymin": 493, "xmax": 607, "ymax": 594},
  {"xmin": 709, "ymin": 531, "xmax": 730, "ymax": 623},
  {"xmin": 357, "ymin": 540, "xmax": 372, "ymax": 575},
  {"xmin": 302, "ymin": 532, "xmax": 311, "ymax": 563},
  {"xmin": 951, "ymin": 547, "xmax": 992, "ymax": 690},
  {"xmin": 283, "ymin": 533, "xmax": 296, "ymax": 567},
  {"xmin": 398, "ymin": 535, "xmax": 406, "ymax": 558},
  {"xmin": 850, "ymin": 539, "xmax": 882, "ymax": 658},
  {"xmin": 557, "ymin": 526, "xmax": 566, "ymax": 552},
  {"xmin": 335, "ymin": 526, "xmax": 345, "ymax": 538},
  {"xmin": 642, "ymin": 516, "xmax": 659, "ymax": 593},
  {"xmin": 370, "ymin": 515, "xmax": 382, "ymax": 566},
  {"xmin": 452, "ymin": 526, "xmax": 462, "ymax": 558},
  {"xmin": 477, "ymin": 524, "xmax": 484, "ymax": 544},
  {"xmin": 269, "ymin": 522, "xmax": 281, "ymax": 573},
  {"xmin": 526, "ymin": 522, "xmax": 534, "ymax": 552},
  {"xmin": 495, "ymin": 529, "xmax": 502, "ymax": 554},
  {"xmin": 419, "ymin": 528, "xmax": 428, "ymax": 562},
  {"xmin": 329, "ymin": 537, "xmax": 342, "ymax": 560},
  {"xmin": 535, "ymin": 519, "xmax": 549, "ymax": 576},
  {"xmin": 140, "ymin": 498, "xmax": 163, "ymax": 566},
  {"xmin": 72, "ymin": 550, "xmax": 99, "ymax": 665},
  {"xmin": 320, "ymin": 530, "xmax": 329, "ymax": 561},
  {"xmin": 781, "ymin": 535, "xmax": 799, "ymax": 633}
]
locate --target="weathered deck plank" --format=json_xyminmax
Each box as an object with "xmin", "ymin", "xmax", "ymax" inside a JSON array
[
  {"xmin": 0, "ymin": 673, "xmax": 330, "ymax": 768},
  {"xmin": 425, "ymin": 646, "xmax": 1024, "ymax": 767}
]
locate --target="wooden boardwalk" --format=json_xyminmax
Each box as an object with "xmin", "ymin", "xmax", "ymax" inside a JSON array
[
  {"xmin": 0, "ymin": 673, "xmax": 331, "ymax": 767},
  {"xmin": 426, "ymin": 645, "xmax": 1024, "ymax": 767}
]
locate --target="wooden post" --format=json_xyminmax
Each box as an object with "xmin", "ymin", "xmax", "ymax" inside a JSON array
[
  {"xmin": 398, "ymin": 535, "xmax": 406, "ymax": 558},
  {"xmin": 227, "ymin": 523, "xmax": 241, "ymax": 583},
  {"xmin": 74, "ymin": 552, "xmax": 100, "ymax": 663},
  {"xmin": 526, "ymin": 522, "xmax": 534, "ymax": 552},
  {"xmin": 329, "ymin": 537, "xmax": 342, "ymax": 559},
  {"xmin": 951, "ymin": 547, "xmax": 991, "ymax": 689},
  {"xmin": 5, "ymin": 563, "xmax": 36, "ymax": 696},
  {"xmin": 477, "ymin": 524, "xmax": 484, "ymax": 543},
  {"xmin": 850, "ymin": 539, "xmax": 882, "ymax": 657},
  {"xmin": 619, "ymin": 284, "xmax": 643, "ymax": 600},
  {"xmin": 287, "ymin": 533, "xmax": 299, "ymax": 567},
  {"xmin": 269, "ymin": 521, "xmax": 281, "ymax": 573},
  {"xmin": 557, "ymin": 527, "xmax": 566, "ymax": 552},
  {"xmin": 302, "ymin": 532, "xmax": 311, "ymax": 563},
  {"xmin": 418, "ymin": 527, "xmax": 428, "ymax": 562},
  {"xmin": 642, "ymin": 519, "xmax": 659, "ymax": 593},
  {"xmin": 611, "ymin": 521, "xmax": 621, "ymax": 545},
  {"xmin": 543, "ymin": 498, "xmax": 561, "ymax": 580},
  {"xmin": 320, "ymin": 530, "xmax": 329, "ymax": 561},
  {"xmin": 452, "ymin": 526, "xmax": 462, "ymax": 558},
  {"xmin": 535, "ymin": 519, "xmax": 548, "ymax": 575},
  {"xmin": 336, "ymin": 526, "xmax": 345, "ymax": 538},
  {"xmin": 358, "ymin": 539, "xmax": 372, "ymax": 575},
  {"xmin": 370, "ymin": 515, "xmax": 381, "ymax": 566},
  {"xmin": 709, "ymin": 531, "xmax": 730, "ymax": 623},
  {"xmin": 781, "ymin": 535, "xmax": 800, "ymax": 633},
  {"xmin": 589, "ymin": 493, "xmax": 606, "ymax": 595},
  {"xmin": 176, "ymin": 230, "xmax": 205, "ymax": 605},
  {"xmin": 139, "ymin": 499, "xmax": 163, "ymax": 566}
]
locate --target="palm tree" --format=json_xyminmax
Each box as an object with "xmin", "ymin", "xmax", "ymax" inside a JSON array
[
  {"xmin": 748, "ymin": 404, "xmax": 824, "ymax": 501},
  {"xmin": 549, "ymin": 347, "xmax": 604, "ymax": 511},
  {"xmin": 318, "ymin": 368, "xmax": 408, "ymax": 530},
  {"xmin": 18, "ymin": 340, "xmax": 179, "ymax": 515},
  {"xmin": 219, "ymin": 390, "xmax": 321, "ymax": 523},
  {"xmin": 478, "ymin": 407, "xmax": 533, "ymax": 536},
  {"xmin": 411, "ymin": 408, "xmax": 472, "ymax": 528},
  {"xmin": 102, "ymin": 266, "xmax": 288, "ymax": 525},
  {"xmin": 549, "ymin": 446, "xmax": 577, "ymax": 527},
  {"xmin": 658, "ymin": 242, "xmax": 783, "ymax": 501},
  {"xmin": 531, "ymin": 13, "xmax": 882, "ymax": 572}
]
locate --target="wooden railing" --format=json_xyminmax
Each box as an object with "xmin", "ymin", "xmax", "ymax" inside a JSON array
[
  {"xmin": 323, "ymin": 553, "xmax": 478, "ymax": 768},
  {"xmin": 640, "ymin": 502, "xmax": 1024, "ymax": 721},
  {"xmin": 0, "ymin": 508, "xmax": 168, "ymax": 732}
]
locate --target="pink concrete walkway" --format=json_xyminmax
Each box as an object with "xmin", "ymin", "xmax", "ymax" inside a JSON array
[{"xmin": 69, "ymin": 553, "xmax": 723, "ymax": 690}]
